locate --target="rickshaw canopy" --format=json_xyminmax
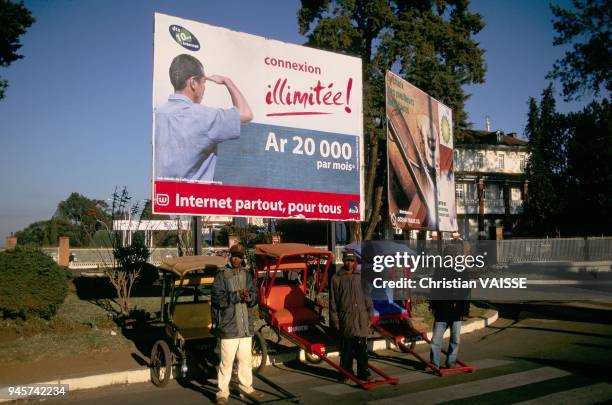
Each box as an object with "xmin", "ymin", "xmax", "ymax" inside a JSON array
[
  {"xmin": 255, "ymin": 243, "xmax": 333, "ymax": 260},
  {"xmin": 159, "ymin": 255, "xmax": 226, "ymax": 278}
]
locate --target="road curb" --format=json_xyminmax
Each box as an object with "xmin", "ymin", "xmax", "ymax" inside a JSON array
[{"xmin": 1, "ymin": 308, "xmax": 498, "ymax": 402}]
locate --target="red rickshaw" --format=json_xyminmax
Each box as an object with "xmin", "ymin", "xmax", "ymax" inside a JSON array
[{"xmin": 255, "ymin": 243, "xmax": 399, "ymax": 389}]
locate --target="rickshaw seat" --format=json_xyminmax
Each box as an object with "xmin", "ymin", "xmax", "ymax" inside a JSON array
[
  {"xmin": 274, "ymin": 307, "xmax": 320, "ymax": 326},
  {"xmin": 372, "ymin": 300, "xmax": 407, "ymax": 317},
  {"xmin": 266, "ymin": 285, "xmax": 319, "ymax": 326},
  {"xmin": 172, "ymin": 302, "xmax": 213, "ymax": 340},
  {"xmin": 267, "ymin": 285, "xmax": 305, "ymax": 308}
]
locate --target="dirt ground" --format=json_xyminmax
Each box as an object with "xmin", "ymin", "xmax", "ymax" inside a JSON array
[{"xmin": 0, "ymin": 345, "xmax": 144, "ymax": 385}]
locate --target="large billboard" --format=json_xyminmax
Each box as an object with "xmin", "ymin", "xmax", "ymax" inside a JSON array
[
  {"xmin": 386, "ymin": 71, "xmax": 457, "ymax": 232},
  {"xmin": 152, "ymin": 13, "xmax": 363, "ymax": 221}
]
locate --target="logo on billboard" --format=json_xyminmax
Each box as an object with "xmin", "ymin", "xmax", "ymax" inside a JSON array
[
  {"xmin": 441, "ymin": 115, "xmax": 451, "ymax": 144},
  {"xmin": 156, "ymin": 193, "xmax": 170, "ymax": 206},
  {"xmin": 348, "ymin": 201, "xmax": 359, "ymax": 214},
  {"xmin": 169, "ymin": 25, "xmax": 200, "ymax": 51},
  {"xmin": 389, "ymin": 213, "xmax": 398, "ymax": 228}
]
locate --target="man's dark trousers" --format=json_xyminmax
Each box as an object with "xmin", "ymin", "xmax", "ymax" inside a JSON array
[{"xmin": 340, "ymin": 335, "xmax": 369, "ymax": 379}]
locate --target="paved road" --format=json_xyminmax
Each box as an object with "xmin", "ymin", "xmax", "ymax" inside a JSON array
[{"xmin": 24, "ymin": 301, "xmax": 612, "ymax": 404}]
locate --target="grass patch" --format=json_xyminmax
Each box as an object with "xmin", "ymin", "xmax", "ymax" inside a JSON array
[
  {"xmin": 0, "ymin": 325, "xmax": 132, "ymax": 363},
  {"xmin": 55, "ymin": 291, "xmax": 113, "ymax": 325},
  {"xmin": 130, "ymin": 296, "xmax": 162, "ymax": 317},
  {"xmin": 0, "ymin": 290, "xmax": 132, "ymax": 364}
]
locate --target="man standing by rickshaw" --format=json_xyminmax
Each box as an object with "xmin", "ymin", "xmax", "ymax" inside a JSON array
[
  {"xmin": 330, "ymin": 251, "xmax": 374, "ymax": 383},
  {"xmin": 211, "ymin": 244, "xmax": 264, "ymax": 404}
]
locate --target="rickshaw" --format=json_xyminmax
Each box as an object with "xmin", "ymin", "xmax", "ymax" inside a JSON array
[
  {"xmin": 372, "ymin": 298, "xmax": 474, "ymax": 375},
  {"xmin": 149, "ymin": 255, "xmax": 268, "ymax": 387},
  {"xmin": 344, "ymin": 242, "xmax": 474, "ymax": 376},
  {"xmin": 255, "ymin": 243, "xmax": 399, "ymax": 390}
]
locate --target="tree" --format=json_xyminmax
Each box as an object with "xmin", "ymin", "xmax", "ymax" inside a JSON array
[
  {"xmin": 14, "ymin": 192, "xmax": 111, "ymax": 247},
  {"xmin": 521, "ymin": 85, "xmax": 570, "ymax": 236},
  {"xmin": 14, "ymin": 220, "xmax": 48, "ymax": 246},
  {"xmin": 112, "ymin": 239, "xmax": 150, "ymax": 318},
  {"xmin": 0, "ymin": 0, "xmax": 35, "ymax": 100},
  {"xmin": 565, "ymin": 100, "xmax": 612, "ymax": 234},
  {"xmin": 298, "ymin": 0, "xmax": 486, "ymax": 240},
  {"xmin": 93, "ymin": 187, "xmax": 150, "ymax": 318},
  {"xmin": 216, "ymin": 224, "xmax": 270, "ymax": 247},
  {"xmin": 140, "ymin": 199, "xmax": 169, "ymax": 220},
  {"xmin": 54, "ymin": 192, "xmax": 110, "ymax": 245},
  {"xmin": 14, "ymin": 218, "xmax": 85, "ymax": 247},
  {"xmin": 548, "ymin": 0, "xmax": 611, "ymax": 101},
  {"xmin": 519, "ymin": 87, "xmax": 610, "ymax": 237}
]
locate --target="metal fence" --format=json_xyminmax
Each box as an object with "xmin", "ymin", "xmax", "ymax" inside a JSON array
[
  {"xmin": 496, "ymin": 237, "xmax": 612, "ymax": 263},
  {"xmin": 16, "ymin": 237, "xmax": 612, "ymax": 268},
  {"xmin": 41, "ymin": 247, "xmax": 183, "ymax": 269}
]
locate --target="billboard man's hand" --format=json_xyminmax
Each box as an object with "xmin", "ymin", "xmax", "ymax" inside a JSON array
[
  {"xmin": 205, "ymin": 74, "xmax": 229, "ymax": 85},
  {"xmin": 204, "ymin": 75, "xmax": 253, "ymax": 123}
]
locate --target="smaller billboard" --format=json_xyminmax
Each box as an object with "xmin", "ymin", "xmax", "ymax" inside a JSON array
[{"xmin": 386, "ymin": 71, "xmax": 457, "ymax": 232}]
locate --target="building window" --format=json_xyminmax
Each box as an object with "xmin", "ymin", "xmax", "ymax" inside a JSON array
[
  {"xmin": 476, "ymin": 153, "xmax": 484, "ymax": 169},
  {"xmin": 455, "ymin": 183, "xmax": 464, "ymax": 199},
  {"xmin": 497, "ymin": 153, "xmax": 504, "ymax": 169},
  {"xmin": 467, "ymin": 183, "xmax": 477, "ymax": 199},
  {"xmin": 496, "ymin": 131, "xmax": 503, "ymax": 143},
  {"xmin": 484, "ymin": 184, "xmax": 502, "ymax": 200},
  {"xmin": 519, "ymin": 154, "xmax": 526, "ymax": 171}
]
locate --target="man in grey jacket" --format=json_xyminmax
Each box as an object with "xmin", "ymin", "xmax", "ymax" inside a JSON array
[
  {"xmin": 330, "ymin": 251, "xmax": 374, "ymax": 383},
  {"xmin": 211, "ymin": 244, "xmax": 263, "ymax": 404}
]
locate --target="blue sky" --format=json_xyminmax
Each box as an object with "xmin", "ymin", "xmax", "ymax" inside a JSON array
[{"xmin": 0, "ymin": 0, "xmax": 589, "ymax": 246}]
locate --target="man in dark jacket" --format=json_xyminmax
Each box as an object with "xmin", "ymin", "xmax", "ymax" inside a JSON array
[
  {"xmin": 211, "ymin": 244, "xmax": 263, "ymax": 404},
  {"xmin": 330, "ymin": 251, "xmax": 374, "ymax": 383}
]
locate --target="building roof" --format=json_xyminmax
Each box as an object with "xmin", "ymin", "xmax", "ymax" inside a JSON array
[{"xmin": 457, "ymin": 130, "xmax": 528, "ymax": 147}]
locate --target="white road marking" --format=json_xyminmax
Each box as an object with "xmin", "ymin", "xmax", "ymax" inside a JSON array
[
  {"xmin": 368, "ymin": 366, "xmax": 571, "ymax": 404},
  {"xmin": 514, "ymin": 382, "xmax": 612, "ymax": 405},
  {"xmin": 313, "ymin": 358, "xmax": 514, "ymax": 396}
]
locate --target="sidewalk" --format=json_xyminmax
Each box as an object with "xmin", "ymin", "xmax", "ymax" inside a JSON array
[{"xmin": 0, "ymin": 308, "xmax": 498, "ymax": 403}]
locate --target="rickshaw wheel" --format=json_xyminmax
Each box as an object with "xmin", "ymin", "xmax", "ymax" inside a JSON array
[
  {"xmin": 150, "ymin": 340, "xmax": 173, "ymax": 387},
  {"xmin": 259, "ymin": 324, "xmax": 282, "ymax": 344},
  {"xmin": 305, "ymin": 351, "xmax": 323, "ymax": 364},
  {"xmin": 251, "ymin": 331, "xmax": 268, "ymax": 375}
]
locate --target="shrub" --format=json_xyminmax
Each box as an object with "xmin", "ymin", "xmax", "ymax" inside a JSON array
[
  {"xmin": 0, "ymin": 248, "xmax": 69, "ymax": 320},
  {"xmin": 136, "ymin": 262, "xmax": 160, "ymax": 287},
  {"xmin": 114, "ymin": 242, "xmax": 150, "ymax": 273},
  {"xmin": 106, "ymin": 240, "xmax": 151, "ymax": 317}
]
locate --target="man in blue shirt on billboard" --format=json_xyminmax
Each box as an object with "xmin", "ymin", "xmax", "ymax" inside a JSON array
[{"xmin": 155, "ymin": 54, "xmax": 253, "ymax": 182}]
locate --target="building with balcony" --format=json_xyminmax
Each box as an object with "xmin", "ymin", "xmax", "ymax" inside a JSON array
[{"xmin": 454, "ymin": 130, "xmax": 529, "ymax": 240}]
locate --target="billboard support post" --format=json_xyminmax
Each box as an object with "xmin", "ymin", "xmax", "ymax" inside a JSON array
[
  {"xmin": 192, "ymin": 216, "xmax": 202, "ymax": 255},
  {"xmin": 327, "ymin": 221, "xmax": 336, "ymax": 258}
]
